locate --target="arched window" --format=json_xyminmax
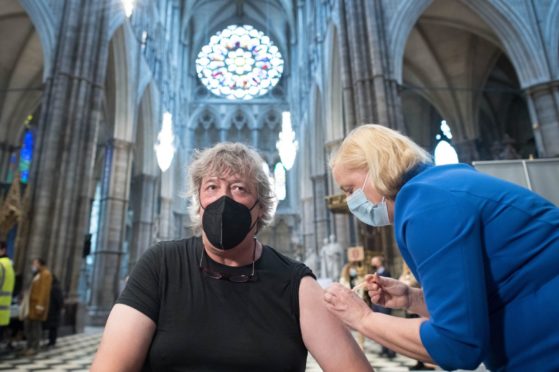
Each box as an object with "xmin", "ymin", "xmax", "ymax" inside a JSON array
[
  {"xmin": 434, "ymin": 120, "xmax": 459, "ymax": 165},
  {"xmin": 6, "ymin": 116, "xmax": 35, "ymax": 184},
  {"xmin": 196, "ymin": 25, "xmax": 284, "ymax": 100},
  {"xmin": 19, "ymin": 129, "xmax": 34, "ymax": 183}
]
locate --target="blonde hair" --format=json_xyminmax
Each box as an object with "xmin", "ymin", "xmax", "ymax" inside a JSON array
[
  {"xmin": 187, "ymin": 142, "xmax": 276, "ymax": 235},
  {"xmin": 330, "ymin": 124, "xmax": 432, "ymax": 199}
]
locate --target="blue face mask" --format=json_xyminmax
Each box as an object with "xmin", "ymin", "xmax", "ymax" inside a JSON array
[{"xmin": 346, "ymin": 173, "xmax": 391, "ymax": 226}]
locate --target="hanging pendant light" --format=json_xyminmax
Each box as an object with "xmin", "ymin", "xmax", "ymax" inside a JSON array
[
  {"xmin": 276, "ymin": 112, "xmax": 298, "ymax": 170},
  {"xmin": 154, "ymin": 112, "xmax": 176, "ymax": 172}
]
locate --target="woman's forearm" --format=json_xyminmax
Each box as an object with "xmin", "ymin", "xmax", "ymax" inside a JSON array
[
  {"xmin": 407, "ymin": 288, "xmax": 429, "ymax": 318},
  {"xmin": 357, "ymin": 312, "xmax": 432, "ymax": 362}
]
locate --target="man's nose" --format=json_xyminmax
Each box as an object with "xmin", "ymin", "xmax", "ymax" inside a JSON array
[{"xmin": 221, "ymin": 186, "xmax": 233, "ymax": 198}]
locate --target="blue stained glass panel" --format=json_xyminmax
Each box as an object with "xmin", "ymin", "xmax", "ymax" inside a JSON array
[{"xmin": 19, "ymin": 129, "xmax": 34, "ymax": 183}]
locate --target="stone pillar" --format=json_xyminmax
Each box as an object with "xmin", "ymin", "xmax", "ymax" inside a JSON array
[
  {"xmin": 337, "ymin": 1, "xmax": 356, "ymax": 132},
  {"xmin": 251, "ymin": 126, "xmax": 259, "ymax": 149},
  {"xmin": 301, "ymin": 196, "xmax": 316, "ymax": 258},
  {"xmin": 0, "ymin": 143, "xmax": 14, "ymax": 183},
  {"xmin": 525, "ymin": 82, "xmax": 559, "ymax": 157},
  {"xmin": 364, "ymin": 0, "xmax": 405, "ymax": 131},
  {"xmin": 343, "ymin": 0, "xmax": 375, "ymax": 125},
  {"xmin": 311, "ymin": 174, "xmax": 328, "ymax": 258},
  {"xmin": 219, "ymin": 127, "xmax": 227, "ymax": 142},
  {"xmin": 17, "ymin": 0, "xmax": 112, "ymax": 297},
  {"xmin": 158, "ymin": 160, "xmax": 175, "ymax": 241},
  {"xmin": 158, "ymin": 196, "xmax": 173, "ymax": 241},
  {"xmin": 128, "ymin": 174, "xmax": 156, "ymax": 272},
  {"xmin": 88, "ymin": 139, "xmax": 133, "ymax": 325},
  {"xmin": 453, "ymin": 138, "xmax": 480, "ymax": 164}
]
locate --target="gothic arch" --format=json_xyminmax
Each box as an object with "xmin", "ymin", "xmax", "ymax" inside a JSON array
[
  {"xmin": 392, "ymin": 0, "xmax": 550, "ymax": 88},
  {"xmin": 109, "ymin": 25, "xmax": 136, "ymax": 141},
  {"xmin": 188, "ymin": 106, "xmax": 221, "ymax": 130},
  {"xmin": 323, "ymin": 22, "xmax": 344, "ymax": 142},
  {"xmin": 222, "ymin": 108, "xmax": 255, "ymax": 131},
  {"xmin": 189, "ymin": 106, "xmax": 220, "ymax": 149},
  {"xmin": 545, "ymin": 1, "xmax": 559, "ymax": 77},
  {"xmin": 463, "ymin": 0, "xmax": 549, "ymax": 87},
  {"xmin": 258, "ymin": 108, "xmax": 282, "ymax": 131},
  {"xmin": 135, "ymin": 83, "xmax": 159, "ymax": 177},
  {"xmin": 388, "ymin": 0, "xmax": 432, "ymax": 84},
  {"xmin": 0, "ymin": 1, "xmax": 45, "ymax": 146},
  {"xmin": 19, "ymin": 0, "xmax": 56, "ymax": 78}
]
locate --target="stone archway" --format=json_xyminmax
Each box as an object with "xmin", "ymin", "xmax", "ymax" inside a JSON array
[{"xmin": 400, "ymin": 0, "xmax": 533, "ymax": 162}]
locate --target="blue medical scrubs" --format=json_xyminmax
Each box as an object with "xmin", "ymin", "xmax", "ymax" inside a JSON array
[{"xmin": 394, "ymin": 163, "xmax": 559, "ymax": 371}]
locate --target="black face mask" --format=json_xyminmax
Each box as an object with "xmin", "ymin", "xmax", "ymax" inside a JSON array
[{"xmin": 202, "ymin": 196, "xmax": 258, "ymax": 250}]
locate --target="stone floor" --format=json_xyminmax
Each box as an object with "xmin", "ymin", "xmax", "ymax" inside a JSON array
[{"xmin": 0, "ymin": 328, "xmax": 438, "ymax": 371}]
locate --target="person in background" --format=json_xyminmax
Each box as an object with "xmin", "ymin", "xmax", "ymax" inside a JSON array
[
  {"xmin": 369, "ymin": 256, "xmax": 395, "ymax": 359},
  {"xmin": 92, "ymin": 142, "xmax": 372, "ymax": 372},
  {"xmin": 44, "ymin": 275, "xmax": 64, "ymax": 348},
  {"xmin": 324, "ymin": 124, "xmax": 559, "ymax": 371},
  {"xmin": 0, "ymin": 242, "xmax": 15, "ymax": 346},
  {"xmin": 21, "ymin": 258, "xmax": 52, "ymax": 356}
]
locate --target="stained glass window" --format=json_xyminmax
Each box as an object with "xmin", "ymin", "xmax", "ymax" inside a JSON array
[
  {"xmin": 196, "ymin": 25, "xmax": 284, "ymax": 100},
  {"xmin": 19, "ymin": 129, "xmax": 34, "ymax": 183},
  {"xmin": 5, "ymin": 116, "xmax": 34, "ymax": 184}
]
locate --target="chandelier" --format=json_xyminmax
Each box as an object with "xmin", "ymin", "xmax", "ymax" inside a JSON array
[
  {"xmin": 154, "ymin": 112, "xmax": 176, "ymax": 172},
  {"xmin": 276, "ymin": 112, "xmax": 298, "ymax": 170}
]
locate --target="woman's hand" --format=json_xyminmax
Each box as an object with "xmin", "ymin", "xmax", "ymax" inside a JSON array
[
  {"xmin": 323, "ymin": 283, "xmax": 372, "ymax": 331},
  {"xmin": 367, "ymin": 273, "xmax": 411, "ymax": 310}
]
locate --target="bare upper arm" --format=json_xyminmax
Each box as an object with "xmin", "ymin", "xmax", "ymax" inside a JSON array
[
  {"xmin": 299, "ymin": 276, "xmax": 373, "ymax": 372},
  {"xmin": 91, "ymin": 304, "xmax": 156, "ymax": 372}
]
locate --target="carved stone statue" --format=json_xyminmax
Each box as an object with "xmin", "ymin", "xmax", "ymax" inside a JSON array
[
  {"xmin": 320, "ymin": 234, "xmax": 344, "ymax": 281},
  {"xmin": 304, "ymin": 249, "xmax": 319, "ymax": 276}
]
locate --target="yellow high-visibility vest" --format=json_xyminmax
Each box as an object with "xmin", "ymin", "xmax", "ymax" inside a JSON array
[{"xmin": 0, "ymin": 257, "xmax": 15, "ymax": 326}]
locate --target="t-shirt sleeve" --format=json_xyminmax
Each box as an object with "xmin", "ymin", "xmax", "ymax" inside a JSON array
[
  {"xmin": 291, "ymin": 263, "xmax": 316, "ymax": 320},
  {"xmin": 117, "ymin": 244, "xmax": 162, "ymax": 323},
  {"xmin": 399, "ymin": 184, "xmax": 490, "ymax": 370}
]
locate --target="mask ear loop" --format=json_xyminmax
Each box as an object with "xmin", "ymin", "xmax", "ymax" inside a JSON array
[
  {"xmin": 248, "ymin": 199, "xmax": 259, "ymax": 235},
  {"xmin": 361, "ymin": 171, "xmax": 370, "ymax": 191}
]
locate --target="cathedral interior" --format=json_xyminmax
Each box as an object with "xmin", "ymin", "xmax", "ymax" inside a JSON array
[{"xmin": 0, "ymin": 0, "xmax": 558, "ymax": 335}]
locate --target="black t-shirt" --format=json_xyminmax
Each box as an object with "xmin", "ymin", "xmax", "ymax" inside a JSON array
[{"xmin": 117, "ymin": 237, "xmax": 315, "ymax": 372}]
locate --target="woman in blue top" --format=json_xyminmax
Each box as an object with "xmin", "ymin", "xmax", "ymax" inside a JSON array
[{"xmin": 323, "ymin": 124, "xmax": 559, "ymax": 371}]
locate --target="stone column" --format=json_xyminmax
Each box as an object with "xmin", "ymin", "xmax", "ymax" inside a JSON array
[
  {"xmin": 525, "ymin": 81, "xmax": 559, "ymax": 157},
  {"xmin": 158, "ymin": 161, "xmax": 175, "ymax": 241},
  {"xmin": 337, "ymin": 1, "xmax": 356, "ymax": 132},
  {"xmin": 343, "ymin": 0, "xmax": 375, "ymax": 125},
  {"xmin": 311, "ymin": 174, "xmax": 328, "ymax": 260},
  {"xmin": 17, "ymin": 0, "xmax": 112, "ymax": 297},
  {"xmin": 453, "ymin": 138, "xmax": 480, "ymax": 164},
  {"xmin": 364, "ymin": 0, "xmax": 405, "ymax": 131},
  {"xmin": 158, "ymin": 196, "xmax": 173, "ymax": 241},
  {"xmin": 0, "ymin": 143, "xmax": 14, "ymax": 183},
  {"xmin": 128, "ymin": 174, "xmax": 156, "ymax": 272},
  {"xmin": 88, "ymin": 139, "xmax": 133, "ymax": 325}
]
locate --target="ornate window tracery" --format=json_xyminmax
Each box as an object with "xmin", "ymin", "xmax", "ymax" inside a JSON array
[{"xmin": 195, "ymin": 25, "xmax": 284, "ymax": 100}]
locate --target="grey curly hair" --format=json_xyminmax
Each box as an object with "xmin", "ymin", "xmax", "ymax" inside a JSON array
[{"xmin": 187, "ymin": 142, "xmax": 276, "ymax": 236}]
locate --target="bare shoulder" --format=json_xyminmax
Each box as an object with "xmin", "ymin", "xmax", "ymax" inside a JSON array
[
  {"xmin": 298, "ymin": 277, "xmax": 373, "ymax": 372},
  {"xmin": 91, "ymin": 304, "xmax": 156, "ymax": 372}
]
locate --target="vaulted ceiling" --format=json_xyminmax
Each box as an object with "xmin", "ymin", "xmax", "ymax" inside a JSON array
[{"xmin": 0, "ymin": 0, "xmax": 43, "ymax": 146}]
